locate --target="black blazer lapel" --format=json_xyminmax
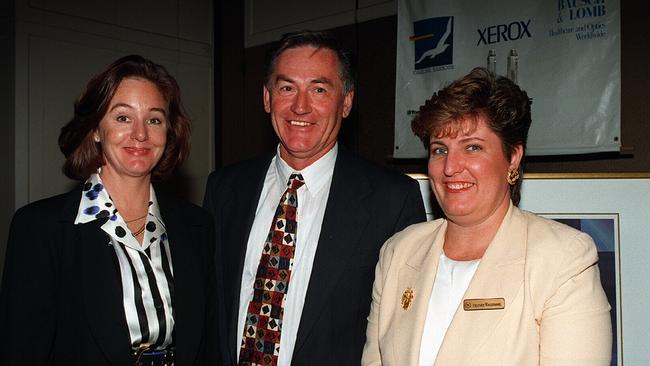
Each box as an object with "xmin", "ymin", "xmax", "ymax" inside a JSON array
[
  {"xmin": 218, "ymin": 154, "xmax": 273, "ymax": 360},
  {"xmin": 293, "ymin": 149, "xmax": 372, "ymax": 353},
  {"xmin": 56, "ymin": 188, "xmax": 131, "ymax": 365},
  {"xmin": 158, "ymin": 193, "xmax": 205, "ymax": 366},
  {"xmin": 76, "ymin": 215, "xmax": 132, "ymax": 365}
]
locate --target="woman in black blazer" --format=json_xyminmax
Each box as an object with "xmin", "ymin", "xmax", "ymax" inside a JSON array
[{"xmin": 0, "ymin": 55, "xmax": 218, "ymax": 366}]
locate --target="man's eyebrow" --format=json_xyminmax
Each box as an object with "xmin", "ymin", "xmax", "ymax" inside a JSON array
[
  {"xmin": 274, "ymin": 74, "xmax": 334, "ymax": 85},
  {"xmin": 275, "ymin": 74, "xmax": 295, "ymax": 83},
  {"xmin": 311, "ymin": 77, "xmax": 333, "ymax": 85}
]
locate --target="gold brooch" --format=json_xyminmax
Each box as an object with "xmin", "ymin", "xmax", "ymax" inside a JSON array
[{"xmin": 401, "ymin": 288, "xmax": 414, "ymax": 310}]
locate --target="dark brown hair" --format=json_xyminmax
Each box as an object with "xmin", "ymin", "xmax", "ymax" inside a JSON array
[
  {"xmin": 58, "ymin": 54, "xmax": 190, "ymax": 181},
  {"xmin": 411, "ymin": 67, "xmax": 532, "ymax": 205},
  {"xmin": 265, "ymin": 30, "xmax": 355, "ymax": 94}
]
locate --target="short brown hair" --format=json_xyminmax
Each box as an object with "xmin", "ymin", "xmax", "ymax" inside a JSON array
[
  {"xmin": 411, "ymin": 67, "xmax": 532, "ymax": 205},
  {"xmin": 265, "ymin": 30, "xmax": 355, "ymax": 94},
  {"xmin": 58, "ymin": 54, "xmax": 191, "ymax": 181}
]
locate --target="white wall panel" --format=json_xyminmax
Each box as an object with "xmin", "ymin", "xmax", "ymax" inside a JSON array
[
  {"xmin": 13, "ymin": 0, "xmax": 213, "ymax": 209},
  {"xmin": 27, "ymin": 34, "xmax": 117, "ymax": 201}
]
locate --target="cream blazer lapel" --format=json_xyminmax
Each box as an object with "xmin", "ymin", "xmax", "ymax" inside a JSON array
[
  {"xmin": 435, "ymin": 204, "xmax": 527, "ymax": 365},
  {"xmin": 389, "ymin": 221, "xmax": 446, "ymax": 365}
]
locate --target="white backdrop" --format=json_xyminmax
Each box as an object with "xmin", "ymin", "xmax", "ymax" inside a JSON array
[{"xmin": 395, "ymin": 0, "xmax": 620, "ymax": 158}]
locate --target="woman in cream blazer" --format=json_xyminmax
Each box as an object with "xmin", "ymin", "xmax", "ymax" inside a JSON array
[
  {"xmin": 362, "ymin": 68, "xmax": 611, "ymax": 365},
  {"xmin": 362, "ymin": 204, "xmax": 611, "ymax": 365}
]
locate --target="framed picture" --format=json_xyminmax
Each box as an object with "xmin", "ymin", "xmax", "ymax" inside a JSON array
[{"xmin": 409, "ymin": 172, "xmax": 650, "ymax": 365}]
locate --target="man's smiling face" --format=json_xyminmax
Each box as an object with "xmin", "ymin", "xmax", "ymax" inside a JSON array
[{"xmin": 264, "ymin": 46, "xmax": 354, "ymax": 170}]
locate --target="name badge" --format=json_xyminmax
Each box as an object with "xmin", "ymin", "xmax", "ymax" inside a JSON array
[{"xmin": 463, "ymin": 298, "xmax": 505, "ymax": 311}]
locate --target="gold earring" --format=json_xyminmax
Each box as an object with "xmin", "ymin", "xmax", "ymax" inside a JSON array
[
  {"xmin": 93, "ymin": 134, "xmax": 100, "ymax": 143},
  {"xmin": 507, "ymin": 168, "xmax": 520, "ymax": 185}
]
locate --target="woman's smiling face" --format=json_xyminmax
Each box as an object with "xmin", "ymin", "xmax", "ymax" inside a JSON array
[
  {"xmin": 428, "ymin": 115, "xmax": 522, "ymax": 227},
  {"xmin": 95, "ymin": 77, "xmax": 168, "ymax": 180}
]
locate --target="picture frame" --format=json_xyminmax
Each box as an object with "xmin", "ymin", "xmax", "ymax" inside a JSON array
[{"xmin": 409, "ymin": 172, "xmax": 650, "ymax": 365}]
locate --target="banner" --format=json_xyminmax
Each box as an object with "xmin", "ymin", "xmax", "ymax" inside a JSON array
[{"xmin": 394, "ymin": 0, "xmax": 620, "ymax": 158}]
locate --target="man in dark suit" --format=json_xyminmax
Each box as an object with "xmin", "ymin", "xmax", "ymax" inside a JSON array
[{"xmin": 203, "ymin": 30, "xmax": 426, "ymax": 366}]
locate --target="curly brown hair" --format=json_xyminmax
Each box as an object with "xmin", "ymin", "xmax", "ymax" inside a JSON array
[
  {"xmin": 411, "ymin": 67, "xmax": 532, "ymax": 205},
  {"xmin": 58, "ymin": 55, "xmax": 191, "ymax": 181}
]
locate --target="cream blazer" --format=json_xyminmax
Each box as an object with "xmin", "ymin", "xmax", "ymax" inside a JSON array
[{"xmin": 362, "ymin": 204, "xmax": 612, "ymax": 366}]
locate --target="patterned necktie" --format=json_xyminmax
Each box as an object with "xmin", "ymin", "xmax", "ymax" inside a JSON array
[{"xmin": 239, "ymin": 173, "xmax": 305, "ymax": 366}]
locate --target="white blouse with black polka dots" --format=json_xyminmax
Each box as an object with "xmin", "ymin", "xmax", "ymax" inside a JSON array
[{"xmin": 74, "ymin": 173, "xmax": 174, "ymax": 350}]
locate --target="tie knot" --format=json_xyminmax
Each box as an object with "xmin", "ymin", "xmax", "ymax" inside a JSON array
[{"xmin": 287, "ymin": 173, "xmax": 305, "ymax": 190}]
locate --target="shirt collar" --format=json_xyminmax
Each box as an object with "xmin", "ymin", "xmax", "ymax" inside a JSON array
[
  {"xmin": 75, "ymin": 173, "xmax": 119, "ymax": 224},
  {"xmin": 274, "ymin": 143, "xmax": 338, "ymax": 195},
  {"xmin": 74, "ymin": 173, "xmax": 167, "ymax": 251}
]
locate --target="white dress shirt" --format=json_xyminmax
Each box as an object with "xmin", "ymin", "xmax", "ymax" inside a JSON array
[
  {"xmin": 418, "ymin": 253, "xmax": 480, "ymax": 365},
  {"xmin": 236, "ymin": 144, "xmax": 338, "ymax": 366}
]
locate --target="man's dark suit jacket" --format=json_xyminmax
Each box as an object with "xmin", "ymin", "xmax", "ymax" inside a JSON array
[
  {"xmin": 0, "ymin": 186, "xmax": 219, "ymax": 366},
  {"xmin": 203, "ymin": 147, "xmax": 427, "ymax": 365}
]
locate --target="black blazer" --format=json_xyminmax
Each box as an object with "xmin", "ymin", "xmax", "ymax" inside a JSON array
[
  {"xmin": 0, "ymin": 186, "xmax": 219, "ymax": 366},
  {"xmin": 203, "ymin": 147, "xmax": 426, "ymax": 365}
]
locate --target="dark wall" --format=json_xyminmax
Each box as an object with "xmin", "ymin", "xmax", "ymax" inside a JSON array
[
  {"xmin": 217, "ymin": 1, "xmax": 649, "ymax": 174},
  {"xmin": 0, "ymin": 0, "xmax": 15, "ymax": 278}
]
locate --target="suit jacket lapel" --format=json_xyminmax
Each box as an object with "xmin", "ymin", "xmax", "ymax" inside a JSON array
[
  {"xmin": 63, "ymin": 188, "xmax": 131, "ymax": 366},
  {"xmin": 222, "ymin": 154, "xmax": 273, "ymax": 359},
  {"xmin": 435, "ymin": 205, "xmax": 527, "ymax": 365},
  {"xmin": 157, "ymin": 192, "xmax": 203, "ymax": 366},
  {"xmin": 293, "ymin": 148, "xmax": 373, "ymax": 353}
]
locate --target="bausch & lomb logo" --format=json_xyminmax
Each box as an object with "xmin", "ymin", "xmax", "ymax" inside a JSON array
[
  {"xmin": 557, "ymin": 0, "xmax": 606, "ymax": 23},
  {"xmin": 411, "ymin": 16, "xmax": 454, "ymax": 73}
]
